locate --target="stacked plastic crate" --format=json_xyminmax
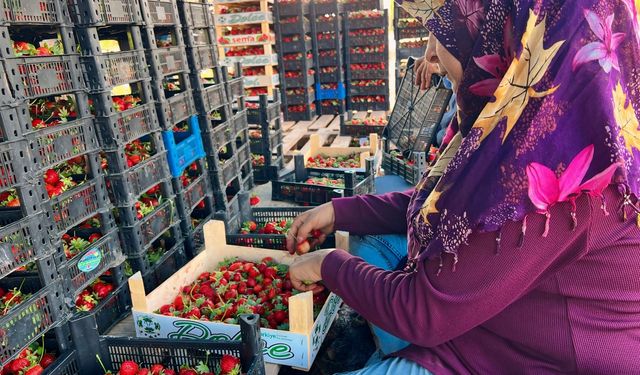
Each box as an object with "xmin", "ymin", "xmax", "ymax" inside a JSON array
[
  {"xmin": 394, "ymin": 7, "xmax": 428, "ymax": 85},
  {"xmin": 214, "ymin": 0, "xmax": 279, "ymax": 98},
  {"xmin": 312, "ymin": 0, "xmax": 345, "ymax": 115},
  {"xmin": 70, "ymin": 0, "xmax": 183, "ymax": 298},
  {"xmin": 226, "ymin": 67, "xmax": 254, "ymax": 195},
  {"xmin": 274, "ymin": 0, "xmax": 316, "ymax": 121},
  {"xmin": 139, "ymin": 0, "xmax": 207, "ymax": 263},
  {"xmin": 344, "ymin": 9, "xmax": 389, "ymax": 111},
  {"xmin": 247, "ymin": 92, "xmax": 284, "ymax": 183}
]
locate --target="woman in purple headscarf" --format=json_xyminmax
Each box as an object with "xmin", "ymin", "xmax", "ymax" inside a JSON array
[{"xmin": 287, "ymin": 0, "xmax": 640, "ymax": 373}]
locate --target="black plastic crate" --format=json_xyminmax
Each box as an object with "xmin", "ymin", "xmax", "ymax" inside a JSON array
[
  {"xmin": 278, "ymin": 16, "xmax": 310, "ymax": 35},
  {"xmin": 284, "ymin": 91, "xmax": 314, "ymax": 105},
  {"xmin": 397, "ymin": 27, "xmax": 429, "ymax": 40},
  {"xmin": 283, "ymin": 55, "xmax": 314, "ymax": 70},
  {"xmin": 207, "ymin": 153, "xmax": 239, "ymax": 188},
  {"xmin": 194, "ymin": 83, "xmax": 226, "ymax": 113},
  {"xmin": 148, "ymin": 45, "xmax": 189, "ymax": 77},
  {"xmin": 0, "ymin": 105, "xmax": 31, "ymax": 142},
  {"xmin": 42, "ymin": 347, "xmax": 80, "ymax": 375},
  {"xmin": 314, "ymin": 19, "xmax": 340, "ymax": 33},
  {"xmin": 182, "ymin": 208, "xmax": 209, "ymax": 257},
  {"xmin": 124, "ymin": 228, "xmax": 184, "ymax": 283},
  {"xmin": 246, "ymin": 101, "xmax": 280, "ymax": 124},
  {"xmin": 318, "ymin": 99, "xmax": 345, "ymax": 114},
  {"xmin": 101, "ymin": 131, "xmax": 165, "ymax": 174},
  {"xmin": 277, "ymin": 0, "xmax": 310, "ymax": 17},
  {"xmin": 349, "ymin": 51, "xmax": 388, "ymax": 64},
  {"xmin": 249, "ymin": 128, "xmax": 280, "ymax": 155},
  {"xmin": 381, "ymin": 151, "xmax": 426, "ymax": 186},
  {"xmin": 118, "ymin": 199, "xmax": 179, "ymax": 252},
  {"xmin": 225, "ymin": 76, "xmax": 244, "ymax": 102},
  {"xmin": 28, "ymin": 117, "xmax": 99, "ymax": 172},
  {"xmin": 82, "ymin": 51, "xmax": 150, "ymax": 91},
  {"xmin": 0, "ymin": 138, "xmax": 39, "ymax": 187},
  {"xmin": 318, "ymin": 53, "xmax": 338, "ymax": 66},
  {"xmin": 316, "ymin": 36, "xmax": 339, "ymax": 50},
  {"xmin": 346, "ymin": 14, "xmax": 385, "ymax": 30},
  {"xmin": 181, "ymin": 26, "xmax": 215, "ymax": 47},
  {"xmin": 226, "ymin": 206, "xmax": 336, "ymax": 250},
  {"xmin": 349, "ymin": 82, "xmax": 388, "ymax": 96},
  {"xmin": 4, "ymin": 55, "xmax": 85, "ymax": 101},
  {"xmin": 174, "ymin": 172, "xmax": 210, "ymax": 215},
  {"xmin": 285, "ymin": 74, "xmax": 314, "ymax": 88},
  {"xmin": 47, "ymin": 177, "xmax": 112, "ymax": 236},
  {"xmin": 156, "ymin": 90, "xmax": 198, "ymax": 130},
  {"xmin": 318, "ymin": 70, "xmax": 343, "ymax": 82},
  {"xmin": 95, "ymin": 103, "xmax": 160, "ymax": 149},
  {"xmin": 105, "ymin": 152, "xmax": 171, "ymax": 206},
  {"xmin": 59, "ymin": 228, "xmax": 124, "ymax": 298},
  {"xmin": 67, "ymin": 0, "xmax": 143, "ymax": 25},
  {"xmin": 185, "ymin": 45, "xmax": 218, "ymax": 71},
  {"xmin": 232, "ymin": 108, "xmax": 249, "ymax": 135},
  {"xmin": 281, "ymin": 38, "xmax": 312, "ymax": 54},
  {"xmin": 177, "ymin": 1, "xmax": 214, "ymax": 28},
  {"xmin": 348, "ymin": 33, "xmax": 386, "ymax": 46},
  {"xmin": 342, "ymin": 0, "xmax": 380, "ymax": 11},
  {"xmin": 0, "ymin": 0, "xmax": 72, "ymax": 25},
  {"xmin": 0, "ymin": 276, "xmax": 66, "ymax": 367},
  {"xmin": 283, "ymin": 105, "xmax": 315, "ymax": 121},
  {"xmin": 142, "ymin": 0, "xmax": 180, "ymax": 25},
  {"xmin": 212, "ymin": 179, "xmax": 245, "ymax": 213},
  {"xmin": 349, "ymin": 67, "xmax": 387, "ymax": 79},
  {"xmin": 202, "ymin": 119, "xmax": 232, "ymax": 153},
  {"xmin": 69, "ymin": 281, "xmax": 130, "ymax": 337},
  {"xmin": 0, "ymin": 211, "xmax": 49, "ymax": 279},
  {"xmin": 72, "ymin": 314, "xmax": 264, "ymax": 375},
  {"xmin": 272, "ymin": 156, "xmax": 375, "ymax": 205},
  {"xmin": 348, "ymin": 98, "xmax": 389, "ymax": 111},
  {"xmin": 313, "ymin": 0, "xmax": 342, "ymax": 15},
  {"xmin": 252, "ymin": 164, "xmax": 278, "ymax": 183}
]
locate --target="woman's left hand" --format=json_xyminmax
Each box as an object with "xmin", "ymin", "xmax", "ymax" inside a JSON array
[{"xmin": 289, "ymin": 249, "xmax": 336, "ymax": 293}]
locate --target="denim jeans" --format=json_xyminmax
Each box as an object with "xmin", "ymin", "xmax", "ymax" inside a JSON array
[{"xmin": 337, "ymin": 235, "xmax": 431, "ymax": 375}]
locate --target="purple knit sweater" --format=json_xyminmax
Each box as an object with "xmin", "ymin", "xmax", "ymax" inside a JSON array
[{"xmin": 322, "ymin": 187, "xmax": 640, "ymax": 374}]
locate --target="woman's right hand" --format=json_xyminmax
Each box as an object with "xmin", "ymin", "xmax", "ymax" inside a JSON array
[{"xmin": 286, "ymin": 202, "xmax": 335, "ymax": 255}]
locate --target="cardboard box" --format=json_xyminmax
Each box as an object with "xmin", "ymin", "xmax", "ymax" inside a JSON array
[{"xmin": 129, "ymin": 220, "xmax": 346, "ymax": 370}]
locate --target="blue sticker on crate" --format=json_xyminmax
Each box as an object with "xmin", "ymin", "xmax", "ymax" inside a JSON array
[
  {"xmin": 315, "ymin": 83, "xmax": 346, "ymax": 100},
  {"xmin": 162, "ymin": 115, "xmax": 206, "ymax": 178},
  {"xmin": 78, "ymin": 248, "xmax": 103, "ymax": 273}
]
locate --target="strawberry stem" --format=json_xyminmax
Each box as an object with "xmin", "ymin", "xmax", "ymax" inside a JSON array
[{"xmin": 3, "ymin": 278, "xmax": 25, "ymax": 315}]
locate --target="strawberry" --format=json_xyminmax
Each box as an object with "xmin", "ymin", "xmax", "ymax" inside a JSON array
[
  {"xmin": 119, "ymin": 361, "xmax": 139, "ymax": 375},
  {"xmin": 163, "ymin": 370, "xmax": 176, "ymax": 375},
  {"xmin": 311, "ymin": 229, "xmax": 323, "ymax": 238},
  {"xmin": 220, "ymin": 355, "xmax": 240, "ymax": 374},
  {"xmin": 184, "ymin": 307, "xmax": 201, "ymax": 319},
  {"xmin": 40, "ymin": 353, "xmax": 56, "ymax": 368},
  {"xmin": 173, "ymin": 296, "xmax": 184, "ymax": 311},
  {"xmin": 43, "ymin": 169, "xmax": 60, "ymax": 185},
  {"xmin": 9, "ymin": 358, "xmax": 30, "ymax": 373},
  {"xmin": 150, "ymin": 364, "xmax": 164, "ymax": 375},
  {"xmin": 88, "ymin": 233, "xmax": 102, "ymax": 243},
  {"xmin": 249, "ymin": 195, "xmax": 260, "ymax": 206},
  {"xmin": 159, "ymin": 304, "xmax": 172, "ymax": 315},
  {"xmin": 35, "ymin": 47, "xmax": 51, "ymax": 56},
  {"xmin": 137, "ymin": 368, "xmax": 150, "ymax": 375},
  {"xmin": 196, "ymin": 200, "xmax": 205, "ymax": 209},
  {"xmin": 296, "ymin": 239, "xmax": 310, "ymax": 255},
  {"xmin": 25, "ymin": 365, "xmax": 44, "ymax": 375},
  {"xmin": 178, "ymin": 369, "xmax": 197, "ymax": 375}
]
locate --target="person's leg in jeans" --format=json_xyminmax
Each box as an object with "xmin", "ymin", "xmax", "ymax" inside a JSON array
[
  {"xmin": 337, "ymin": 357, "xmax": 433, "ymax": 375},
  {"xmin": 348, "ymin": 234, "xmax": 410, "ymax": 355}
]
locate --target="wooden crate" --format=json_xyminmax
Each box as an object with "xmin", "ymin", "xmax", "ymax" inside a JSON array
[
  {"xmin": 298, "ymin": 133, "xmax": 379, "ymax": 170},
  {"xmin": 129, "ymin": 220, "xmax": 346, "ymax": 370}
]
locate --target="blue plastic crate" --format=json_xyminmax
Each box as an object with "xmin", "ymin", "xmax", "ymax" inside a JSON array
[
  {"xmin": 162, "ymin": 115, "xmax": 206, "ymax": 177},
  {"xmin": 315, "ymin": 82, "xmax": 346, "ymax": 100}
]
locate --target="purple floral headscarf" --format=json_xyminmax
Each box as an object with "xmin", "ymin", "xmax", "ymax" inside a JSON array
[{"xmin": 398, "ymin": 0, "xmax": 640, "ymax": 266}]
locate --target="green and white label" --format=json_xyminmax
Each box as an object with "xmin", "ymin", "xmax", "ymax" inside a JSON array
[{"xmin": 78, "ymin": 248, "xmax": 102, "ymax": 273}]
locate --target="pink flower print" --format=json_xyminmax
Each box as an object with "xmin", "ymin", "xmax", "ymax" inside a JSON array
[
  {"xmin": 469, "ymin": 54, "xmax": 511, "ymax": 96},
  {"xmin": 621, "ymin": 0, "xmax": 640, "ymax": 45},
  {"xmin": 572, "ymin": 10, "xmax": 626, "ymax": 73},
  {"xmin": 527, "ymin": 145, "xmax": 620, "ymax": 235}
]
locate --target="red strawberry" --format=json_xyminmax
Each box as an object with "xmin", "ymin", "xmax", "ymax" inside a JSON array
[
  {"xmin": 178, "ymin": 369, "xmax": 197, "ymax": 375},
  {"xmin": 184, "ymin": 307, "xmax": 201, "ymax": 319},
  {"xmin": 159, "ymin": 304, "xmax": 172, "ymax": 315},
  {"xmin": 9, "ymin": 358, "xmax": 30, "ymax": 373},
  {"xmin": 137, "ymin": 368, "xmax": 150, "ymax": 375},
  {"xmin": 43, "ymin": 169, "xmax": 60, "ymax": 185},
  {"xmin": 220, "ymin": 355, "xmax": 240, "ymax": 374},
  {"xmin": 150, "ymin": 364, "xmax": 164, "ymax": 375},
  {"xmin": 296, "ymin": 239, "xmax": 310, "ymax": 255},
  {"xmin": 40, "ymin": 353, "xmax": 56, "ymax": 369},
  {"xmin": 88, "ymin": 233, "xmax": 102, "ymax": 243},
  {"xmin": 119, "ymin": 361, "xmax": 139, "ymax": 375},
  {"xmin": 163, "ymin": 370, "xmax": 176, "ymax": 375},
  {"xmin": 25, "ymin": 365, "xmax": 44, "ymax": 375},
  {"xmin": 196, "ymin": 200, "xmax": 205, "ymax": 209},
  {"xmin": 249, "ymin": 195, "xmax": 260, "ymax": 206},
  {"xmin": 35, "ymin": 47, "xmax": 51, "ymax": 56},
  {"xmin": 173, "ymin": 296, "xmax": 184, "ymax": 310},
  {"xmin": 311, "ymin": 229, "xmax": 323, "ymax": 238}
]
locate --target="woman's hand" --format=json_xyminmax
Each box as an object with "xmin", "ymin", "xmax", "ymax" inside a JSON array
[
  {"xmin": 286, "ymin": 202, "xmax": 335, "ymax": 255},
  {"xmin": 289, "ymin": 249, "xmax": 336, "ymax": 293},
  {"xmin": 415, "ymin": 34, "xmax": 443, "ymax": 91}
]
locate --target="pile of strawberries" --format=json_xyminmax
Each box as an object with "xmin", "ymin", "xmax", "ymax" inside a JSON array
[
  {"xmin": 307, "ymin": 154, "xmax": 360, "ymax": 169},
  {"xmin": 111, "ymin": 138, "xmax": 153, "ymax": 169},
  {"xmin": 287, "ymin": 104, "xmax": 314, "ymax": 113},
  {"xmin": 319, "ymin": 50, "xmax": 336, "ymax": 57},
  {"xmin": 351, "ymin": 62, "xmax": 385, "ymax": 71},
  {"xmin": 75, "ymin": 277, "xmax": 115, "ymax": 312},
  {"xmin": 348, "ymin": 28, "xmax": 385, "ymax": 37},
  {"xmin": 397, "ymin": 19, "xmax": 421, "ymax": 28},
  {"xmin": 62, "ymin": 232, "xmax": 102, "ymax": 260},
  {"xmin": 320, "ymin": 100, "xmax": 341, "ymax": 107},
  {"xmin": 350, "ymin": 45, "xmax": 385, "ymax": 54},
  {"xmin": 223, "ymin": 25, "xmax": 261, "ymax": 35},
  {"xmin": 12, "ymin": 40, "xmax": 63, "ymax": 57},
  {"xmin": 43, "ymin": 167, "xmax": 76, "ymax": 198},
  {"xmin": 321, "ymin": 83, "xmax": 337, "ymax": 90},
  {"xmin": 283, "ymin": 71, "xmax": 301, "ymax": 79},
  {"xmin": 156, "ymin": 257, "xmax": 327, "ymax": 329},
  {"xmin": 0, "ymin": 284, "xmax": 30, "ymax": 317},
  {"xmin": 112, "ymin": 95, "xmax": 141, "ymax": 113},
  {"xmin": 178, "ymin": 163, "xmax": 200, "ymax": 189},
  {"xmin": 352, "ymin": 79, "xmax": 386, "ymax": 87},
  {"xmin": 30, "ymin": 96, "xmax": 78, "ymax": 130},
  {"xmin": 320, "ymin": 66, "xmax": 337, "ymax": 74},
  {"xmin": 285, "ymin": 88, "xmax": 306, "ymax": 95},
  {"xmin": 0, "ymin": 189, "xmax": 20, "ymax": 207},
  {"xmin": 240, "ymin": 219, "xmax": 291, "ymax": 235},
  {"xmin": 400, "ymin": 40, "xmax": 428, "ymax": 49},
  {"xmin": 242, "ymin": 67, "xmax": 265, "ymax": 76},
  {"xmin": 102, "ymin": 355, "xmax": 241, "ymax": 375},
  {"xmin": 218, "ymin": 5, "xmax": 259, "ymax": 13},
  {"xmin": 282, "ymin": 52, "xmax": 312, "ymax": 61},
  {"xmin": 316, "ymin": 31, "xmax": 337, "ymax": 41},
  {"xmin": 348, "ymin": 9, "xmax": 383, "ymax": 19},
  {"xmin": 163, "ymin": 80, "xmax": 181, "ymax": 93},
  {"xmin": 246, "ymin": 88, "xmax": 267, "ymax": 96},
  {"xmin": 304, "ymin": 176, "xmax": 344, "ymax": 188},
  {"xmin": 134, "ymin": 184, "xmax": 164, "ymax": 221},
  {"xmin": 0, "ymin": 342, "xmax": 57, "ymax": 375},
  {"xmin": 225, "ymin": 46, "xmax": 264, "ymax": 57},
  {"xmin": 251, "ymin": 154, "xmax": 265, "ymax": 167},
  {"xmin": 281, "ymin": 35, "xmax": 300, "ymax": 43},
  {"xmin": 351, "ymin": 95, "xmax": 386, "ymax": 104}
]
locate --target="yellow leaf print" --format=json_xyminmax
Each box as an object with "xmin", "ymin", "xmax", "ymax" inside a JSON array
[
  {"xmin": 612, "ymin": 82, "xmax": 640, "ymax": 154},
  {"xmin": 420, "ymin": 190, "xmax": 442, "ymax": 223},
  {"xmin": 473, "ymin": 10, "xmax": 565, "ymax": 144},
  {"xmin": 400, "ymin": 0, "xmax": 445, "ymax": 23}
]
